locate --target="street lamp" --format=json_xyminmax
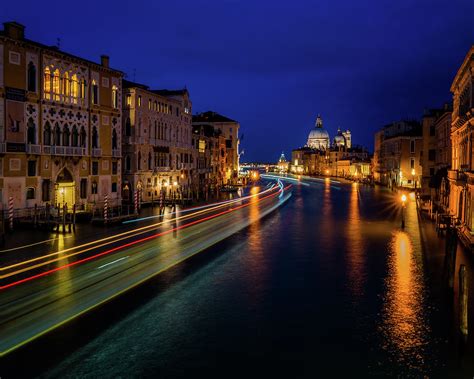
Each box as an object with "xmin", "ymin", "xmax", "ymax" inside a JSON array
[
  {"xmin": 401, "ymin": 194, "xmax": 407, "ymax": 229},
  {"xmin": 411, "ymin": 168, "xmax": 416, "ymax": 189}
]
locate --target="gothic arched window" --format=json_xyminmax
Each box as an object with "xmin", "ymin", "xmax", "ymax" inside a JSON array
[
  {"xmin": 54, "ymin": 123, "xmax": 61, "ymax": 145},
  {"xmin": 43, "ymin": 121, "xmax": 51, "ymax": 145},
  {"xmin": 80, "ymin": 126, "xmax": 87, "ymax": 147},
  {"xmin": 71, "ymin": 125, "xmax": 79, "ymax": 147},
  {"xmin": 63, "ymin": 125, "xmax": 70, "ymax": 146},
  {"xmin": 92, "ymin": 126, "xmax": 98, "ymax": 148},
  {"xmin": 27, "ymin": 118, "xmax": 36, "ymax": 144}
]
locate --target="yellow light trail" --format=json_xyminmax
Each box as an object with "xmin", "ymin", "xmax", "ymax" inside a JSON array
[{"xmin": 1, "ymin": 185, "xmax": 277, "ymax": 279}]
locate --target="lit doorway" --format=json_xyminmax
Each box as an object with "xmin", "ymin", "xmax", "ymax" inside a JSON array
[{"xmin": 56, "ymin": 168, "xmax": 75, "ymax": 207}]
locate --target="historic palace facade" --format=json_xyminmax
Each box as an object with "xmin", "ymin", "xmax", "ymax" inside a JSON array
[
  {"xmin": 121, "ymin": 80, "xmax": 193, "ymax": 203},
  {"xmin": 0, "ymin": 22, "xmax": 122, "ymax": 210}
]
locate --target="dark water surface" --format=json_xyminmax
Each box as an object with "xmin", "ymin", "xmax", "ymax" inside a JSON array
[{"xmin": 4, "ymin": 181, "xmax": 474, "ymax": 377}]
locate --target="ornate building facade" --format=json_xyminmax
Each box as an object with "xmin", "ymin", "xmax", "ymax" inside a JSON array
[
  {"xmin": 121, "ymin": 80, "xmax": 193, "ymax": 203},
  {"xmin": 0, "ymin": 22, "xmax": 122, "ymax": 210},
  {"xmin": 448, "ymin": 46, "xmax": 474, "ymax": 238}
]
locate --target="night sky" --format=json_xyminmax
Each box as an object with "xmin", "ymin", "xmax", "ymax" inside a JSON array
[{"xmin": 2, "ymin": 0, "xmax": 473, "ymax": 162}]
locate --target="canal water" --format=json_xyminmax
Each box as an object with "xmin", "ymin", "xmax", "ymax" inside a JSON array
[{"xmin": 5, "ymin": 180, "xmax": 474, "ymax": 377}]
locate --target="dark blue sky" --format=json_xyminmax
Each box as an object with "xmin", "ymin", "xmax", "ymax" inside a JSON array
[{"xmin": 2, "ymin": 0, "xmax": 473, "ymax": 162}]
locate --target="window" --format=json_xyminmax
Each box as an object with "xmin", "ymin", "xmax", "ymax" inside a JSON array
[
  {"xmin": 112, "ymin": 161, "xmax": 118, "ymax": 175},
  {"xmin": 199, "ymin": 140, "xmax": 206, "ymax": 153},
  {"xmin": 111, "ymin": 182, "xmax": 117, "ymax": 193},
  {"xmin": 27, "ymin": 118, "xmax": 36, "ymax": 144},
  {"xmin": 430, "ymin": 124, "xmax": 435, "ymax": 137},
  {"xmin": 62, "ymin": 125, "xmax": 70, "ymax": 146},
  {"xmin": 410, "ymin": 140, "xmax": 415, "ymax": 154},
  {"xmin": 92, "ymin": 161, "xmax": 99, "ymax": 175},
  {"xmin": 112, "ymin": 129, "xmax": 118, "ymax": 149},
  {"xmin": 410, "ymin": 158, "xmax": 415, "ymax": 169},
  {"xmin": 63, "ymin": 72, "xmax": 70, "ymax": 100},
  {"xmin": 91, "ymin": 181, "xmax": 98, "ymax": 194},
  {"xmin": 71, "ymin": 74, "xmax": 79, "ymax": 103},
  {"xmin": 44, "ymin": 67, "xmax": 51, "ymax": 99},
  {"xmin": 80, "ymin": 126, "xmax": 87, "ymax": 147},
  {"xmin": 80, "ymin": 78, "xmax": 86, "ymax": 100},
  {"xmin": 92, "ymin": 80, "xmax": 99, "ymax": 105},
  {"xmin": 126, "ymin": 94, "xmax": 131, "ymax": 106},
  {"xmin": 428, "ymin": 149, "xmax": 436, "ymax": 161},
  {"xmin": 138, "ymin": 95, "xmax": 142, "ymax": 107},
  {"xmin": 92, "ymin": 126, "xmax": 98, "ymax": 148},
  {"xmin": 148, "ymin": 99, "xmax": 152, "ymax": 110},
  {"xmin": 53, "ymin": 123, "xmax": 61, "ymax": 145},
  {"xmin": 42, "ymin": 180, "xmax": 51, "ymax": 201},
  {"xmin": 9, "ymin": 51, "xmax": 20, "ymax": 65},
  {"xmin": 53, "ymin": 69, "xmax": 60, "ymax": 101},
  {"xmin": 26, "ymin": 187, "xmax": 35, "ymax": 200},
  {"xmin": 43, "ymin": 121, "xmax": 51, "ymax": 145},
  {"xmin": 125, "ymin": 118, "xmax": 131, "ymax": 136},
  {"xmin": 80, "ymin": 179, "xmax": 87, "ymax": 199},
  {"xmin": 27, "ymin": 62, "xmax": 36, "ymax": 92},
  {"xmin": 112, "ymin": 85, "xmax": 118, "ymax": 108},
  {"xmin": 430, "ymin": 168, "xmax": 435, "ymax": 176},
  {"xmin": 27, "ymin": 160, "xmax": 36, "ymax": 176},
  {"xmin": 102, "ymin": 77, "xmax": 109, "ymax": 87},
  {"xmin": 71, "ymin": 125, "xmax": 79, "ymax": 147}
]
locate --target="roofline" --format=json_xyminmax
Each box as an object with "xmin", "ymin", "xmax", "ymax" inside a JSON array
[{"xmin": 450, "ymin": 45, "xmax": 474, "ymax": 92}]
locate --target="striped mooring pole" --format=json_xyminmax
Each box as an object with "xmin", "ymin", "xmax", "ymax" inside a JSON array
[
  {"xmin": 134, "ymin": 190, "xmax": 138, "ymax": 214},
  {"xmin": 104, "ymin": 194, "xmax": 108, "ymax": 224},
  {"xmin": 8, "ymin": 196, "xmax": 13, "ymax": 231}
]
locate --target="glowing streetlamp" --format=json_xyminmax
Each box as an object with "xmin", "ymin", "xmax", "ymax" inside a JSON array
[{"xmin": 411, "ymin": 168, "xmax": 416, "ymax": 189}]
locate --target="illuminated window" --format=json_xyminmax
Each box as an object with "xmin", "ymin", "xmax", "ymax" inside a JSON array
[
  {"xmin": 138, "ymin": 95, "xmax": 142, "ymax": 107},
  {"xmin": 148, "ymin": 99, "xmax": 151, "ymax": 110},
  {"xmin": 53, "ymin": 69, "xmax": 60, "ymax": 101},
  {"xmin": 43, "ymin": 67, "xmax": 51, "ymax": 99},
  {"xmin": 126, "ymin": 94, "xmax": 131, "ymax": 106},
  {"xmin": 199, "ymin": 140, "xmax": 206, "ymax": 153},
  {"xmin": 71, "ymin": 74, "xmax": 79, "ymax": 103},
  {"xmin": 112, "ymin": 85, "xmax": 118, "ymax": 109},
  {"xmin": 80, "ymin": 78, "xmax": 86, "ymax": 100},
  {"xmin": 154, "ymin": 101, "xmax": 157, "ymax": 111},
  {"xmin": 63, "ymin": 72, "xmax": 70, "ymax": 102}
]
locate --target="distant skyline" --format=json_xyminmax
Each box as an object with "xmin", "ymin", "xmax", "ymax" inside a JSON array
[{"xmin": 2, "ymin": 0, "xmax": 473, "ymax": 161}]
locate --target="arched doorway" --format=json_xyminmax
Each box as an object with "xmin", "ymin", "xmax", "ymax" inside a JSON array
[{"xmin": 56, "ymin": 167, "xmax": 75, "ymax": 207}]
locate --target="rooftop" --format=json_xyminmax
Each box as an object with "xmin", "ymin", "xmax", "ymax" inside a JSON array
[{"xmin": 193, "ymin": 111, "xmax": 237, "ymax": 123}]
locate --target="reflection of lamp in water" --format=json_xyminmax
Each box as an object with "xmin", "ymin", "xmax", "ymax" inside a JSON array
[{"xmin": 401, "ymin": 194, "xmax": 407, "ymax": 229}]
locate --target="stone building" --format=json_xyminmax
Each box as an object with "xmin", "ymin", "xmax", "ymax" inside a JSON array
[
  {"xmin": 121, "ymin": 80, "xmax": 193, "ymax": 203},
  {"xmin": 306, "ymin": 115, "xmax": 330, "ymax": 150},
  {"xmin": 0, "ymin": 22, "xmax": 122, "ymax": 211},
  {"xmin": 448, "ymin": 46, "xmax": 474, "ymax": 239},
  {"xmin": 192, "ymin": 111, "xmax": 240, "ymax": 184},
  {"xmin": 373, "ymin": 120, "xmax": 423, "ymax": 188}
]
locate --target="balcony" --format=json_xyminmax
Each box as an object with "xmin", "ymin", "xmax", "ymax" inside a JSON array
[
  {"xmin": 112, "ymin": 149, "xmax": 121, "ymax": 158},
  {"xmin": 448, "ymin": 169, "xmax": 467, "ymax": 184},
  {"xmin": 92, "ymin": 148, "xmax": 102, "ymax": 157},
  {"xmin": 26, "ymin": 144, "xmax": 41, "ymax": 154},
  {"xmin": 153, "ymin": 166, "xmax": 170, "ymax": 173}
]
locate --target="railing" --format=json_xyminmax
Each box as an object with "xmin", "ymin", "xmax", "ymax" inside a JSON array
[
  {"xmin": 112, "ymin": 149, "xmax": 121, "ymax": 158},
  {"xmin": 26, "ymin": 144, "xmax": 42, "ymax": 154},
  {"xmin": 153, "ymin": 166, "xmax": 170, "ymax": 173},
  {"xmin": 92, "ymin": 148, "xmax": 102, "ymax": 157},
  {"xmin": 448, "ymin": 169, "xmax": 467, "ymax": 182},
  {"xmin": 42, "ymin": 145, "xmax": 86, "ymax": 156}
]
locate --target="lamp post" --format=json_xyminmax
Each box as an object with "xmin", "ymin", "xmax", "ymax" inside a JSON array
[
  {"xmin": 401, "ymin": 194, "xmax": 407, "ymax": 229},
  {"xmin": 411, "ymin": 168, "xmax": 416, "ymax": 190}
]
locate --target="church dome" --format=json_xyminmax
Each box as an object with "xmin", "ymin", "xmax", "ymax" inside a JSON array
[
  {"xmin": 333, "ymin": 128, "xmax": 346, "ymax": 147},
  {"xmin": 307, "ymin": 114, "xmax": 330, "ymax": 150}
]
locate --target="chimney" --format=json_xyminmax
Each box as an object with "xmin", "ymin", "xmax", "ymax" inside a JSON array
[
  {"xmin": 101, "ymin": 55, "xmax": 110, "ymax": 68},
  {"xmin": 3, "ymin": 22, "xmax": 25, "ymax": 40}
]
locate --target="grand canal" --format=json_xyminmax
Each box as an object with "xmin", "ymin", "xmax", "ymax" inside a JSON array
[{"xmin": 3, "ymin": 178, "xmax": 474, "ymax": 377}]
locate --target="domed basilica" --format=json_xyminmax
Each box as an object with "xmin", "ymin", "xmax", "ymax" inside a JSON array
[{"xmin": 306, "ymin": 114, "xmax": 351, "ymax": 150}]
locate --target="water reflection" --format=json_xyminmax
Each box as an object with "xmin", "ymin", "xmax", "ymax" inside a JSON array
[
  {"xmin": 381, "ymin": 227, "xmax": 429, "ymax": 372},
  {"xmin": 346, "ymin": 183, "xmax": 365, "ymax": 297}
]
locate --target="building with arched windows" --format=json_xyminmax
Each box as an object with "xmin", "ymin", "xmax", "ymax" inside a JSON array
[
  {"xmin": 122, "ymin": 80, "xmax": 194, "ymax": 204},
  {"xmin": 0, "ymin": 21, "xmax": 123, "ymax": 210}
]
